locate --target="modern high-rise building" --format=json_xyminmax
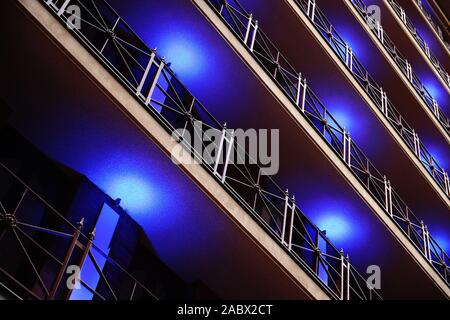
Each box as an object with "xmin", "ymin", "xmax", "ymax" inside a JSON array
[{"xmin": 0, "ymin": 0, "xmax": 449, "ymax": 301}]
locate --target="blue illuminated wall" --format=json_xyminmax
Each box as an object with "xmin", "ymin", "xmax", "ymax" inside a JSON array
[
  {"xmin": 101, "ymin": 0, "xmax": 449, "ymax": 262},
  {"xmin": 70, "ymin": 203, "xmax": 119, "ymax": 300}
]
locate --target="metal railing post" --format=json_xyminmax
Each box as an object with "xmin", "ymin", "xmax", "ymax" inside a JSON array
[
  {"xmin": 376, "ymin": 21, "xmax": 384, "ymax": 44},
  {"xmin": 288, "ymin": 196, "xmax": 295, "ymax": 251},
  {"xmin": 424, "ymin": 42, "xmax": 431, "ymax": 58},
  {"xmin": 213, "ymin": 124, "xmax": 234, "ymax": 183},
  {"xmin": 444, "ymin": 171, "xmax": 450, "ymax": 196},
  {"xmin": 300, "ymin": 78, "xmax": 307, "ymax": 113},
  {"xmin": 295, "ymin": 72, "xmax": 302, "ymax": 107},
  {"xmin": 244, "ymin": 14, "xmax": 258, "ymax": 52},
  {"xmin": 340, "ymin": 249, "xmax": 345, "ymax": 300},
  {"xmin": 380, "ymin": 88, "xmax": 388, "ymax": 117},
  {"xmin": 243, "ymin": 14, "xmax": 253, "ymax": 44},
  {"xmin": 48, "ymin": 218, "xmax": 84, "ymax": 299},
  {"xmin": 136, "ymin": 49, "xmax": 156, "ymax": 97},
  {"xmin": 56, "ymin": 0, "xmax": 71, "ymax": 16},
  {"xmin": 307, "ymin": 0, "xmax": 316, "ymax": 22},
  {"xmin": 406, "ymin": 60, "xmax": 413, "ymax": 82},
  {"xmin": 425, "ymin": 225, "xmax": 431, "ymax": 261},
  {"xmin": 65, "ymin": 228, "xmax": 95, "ymax": 300},
  {"xmin": 400, "ymin": 7, "xmax": 406, "ymax": 24},
  {"xmin": 250, "ymin": 21, "xmax": 258, "ymax": 52},
  {"xmin": 421, "ymin": 221, "xmax": 430, "ymax": 260},
  {"xmin": 343, "ymin": 129, "xmax": 352, "ymax": 167},
  {"xmin": 384, "ymin": 176, "xmax": 393, "ymax": 217},
  {"xmin": 413, "ymin": 130, "xmax": 421, "ymax": 158},
  {"xmin": 281, "ymin": 189, "xmax": 289, "ymax": 247},
  {"xmin": 432, "ymin": 99, "xmax": 440, "ymax": 120},
  {"xmin": 345, "ymin": 44, "xmax": 353, "ymax": 72},
  {"xmin": 145, "ymin": 57, "xmax": 165, "ymax": 106},
  {"xmin": 346, "ymin": 255, "xmax": 350, "ymax": 300},
  {"xmin": 281, "ymin": 190, "xmax": 295, "ymax": 250}
]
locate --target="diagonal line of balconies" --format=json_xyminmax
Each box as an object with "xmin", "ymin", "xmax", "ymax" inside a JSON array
[
  {"xmin": 346, "ymin": 0, "xmax": 450, "ymax": 141},
  {"xmin": 284, "ymin": 0, "xmax": 450, "ymax": 207},
  {"xmin": 197, "ymin": 0, "xmax": 450, "ymax": 292},
  {"xmin": 0, "ymin": 162, "xmax": 160, "ymax": 301},
  {"xmin": 386, "ymin": 0, "xmax": 450, "ymax": 93},
  {"xmin": 39, "ymin": 0, "xmax": 382, "ymax": 300},
  {"xmin": 412, "ymin": 0, "xmax": 450, "ymax": 55},
  {"xmin": 204, "ymin": 0, "xmax": 450, "ymax": 202}
]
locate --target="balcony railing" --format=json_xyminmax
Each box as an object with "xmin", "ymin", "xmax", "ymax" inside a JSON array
[
  {"xmin": 204, "ymin": 0, "xmax": 450, "ymax": 289},
  {"xmin": 413, "ymin": 0, "xmax": 450, "ymax": 52},
  {"xmin": 21, "ymin": 0, "xmax": 385, "ymax": 300},
  {"xmin": 288, "ymin": 0, "xmax": 450, "ymax": 201},
  {"xmin": 387, "ymin": 0, "xmax": 449, "ymax": 90},
  {"xmin": 0, "ymin": 162, "xmax": 158, "ymax": 300},
  {"xmin": 349, "ymin": 0, "xmax": 450, "ymax": 138}
]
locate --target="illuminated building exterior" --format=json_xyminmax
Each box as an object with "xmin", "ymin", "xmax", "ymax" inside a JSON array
[{"xmin": 0, "ymin": 0, "xmax": 449, "ymax": 300}]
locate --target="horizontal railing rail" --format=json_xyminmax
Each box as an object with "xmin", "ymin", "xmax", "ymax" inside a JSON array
[
  {"xmin": 205, "ymin": 0, "xmax": 450, "ymax": 289},
  {"xmin": 349, "ymin": 0, "xmax": 450, "ymax": 137},
  {"xmin": 387, "ymin": 0, "xmax": 449, "ymax": 89},
  {"xmin": 30, "ymin": 0, "xmax": 383, "ymax": 300}
]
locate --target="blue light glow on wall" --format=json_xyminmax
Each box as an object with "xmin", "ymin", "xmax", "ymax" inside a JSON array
[
  {"xmin": 432, "ymin": 233, "xmax": 450, "ymax": 252},
  {"xmin": 316, "ymin": 214, "xmax": 351, "ymax": 242},
  {"xmin": 70, "ymin": 204, "xmax": 119, "ymax": 300},
  {"xmin": 108, "ymin": 174, "xmax": 156, "ymax": 214},
  {"xmin": 329, "ymin": 108, "xmax": 361, "ymax": 135},
  {"xmin": 425, "ymin": 144, "xmax": 449, "ymax": 169},
  {"xmin": 314, "ymin": 94, "xmax": 371, "ymax": 143},
  {"xmin": 78, "ymin": 151, "xmax": 164, "ymax": 218},
  {"xmin": 108, "ymin": 0, "xmax": 217, "ymax": 86},
  {"xmin": 152, "ymin": 31, "xmax": 206, "ymax": 81},
  {"xmin": 421, "ymin": 78, "xmax": 448, "ymax": 110},
  {"xmin": 297, "ymin": 196, "xmax": 368, "ymax": 247},
  {"xmin": 337, "ymin": 29, "xmax": 363, "ymax": 58}
]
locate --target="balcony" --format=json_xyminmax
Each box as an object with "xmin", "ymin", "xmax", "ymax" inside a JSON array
[
  {"xmin": 2, "ymin": 0, "xmax": 448, "ymax": 298},
  {"xmin": 0, "ymin": 0, "xmax": 391, "ymax": 300},
  {"xmin": 194, "ymin": 0, "xmax": 450, "ymax": 293}
]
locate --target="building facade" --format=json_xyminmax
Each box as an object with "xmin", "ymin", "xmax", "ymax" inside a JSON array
[{"xmin": 0, "ymin": 0, "xmax": 449, "ymax": 300}]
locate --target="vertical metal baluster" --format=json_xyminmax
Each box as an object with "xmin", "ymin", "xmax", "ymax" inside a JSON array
[
  {"xmin": 281, "ymin": 189, "xmax": 289, "ymax": 246},
  {"xmin": 65, "ymin": 228, "xmax": 95, "ymax": 300},
  {"xmin": 49, "ymin": 218, "xmax": 84, "ymax": 299},
  {"xmin": 145, "ymin": 58, "xmax": 165, "ymax": 106},
  {"xmin": 136, "ymin": 49, "xmax": 156, "ymax": 97},
  {"xmin": 249, "ymin": 21, "xmax": 258, "ymax": 52},
  {"xmin": 221, "ymin": 131, "xmax": 235, "ymax": 183},
  {"xmin": 57, "ymin": 0, "xmax": 71, "ymax": 16},
  {"xmin": 288, "ymin": 196, "xmax": 295, "ymax": 252},
  {"xmin": 346, "ymin": 255, "xmax": 350, "ymax": 300},
  {"xmin": 340, "ymin": 249, "xmax": 345, "ymax": 300},
  {"xmin": 384, "ymin": 176, "xmax": 393, "ymax": 217}
]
